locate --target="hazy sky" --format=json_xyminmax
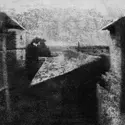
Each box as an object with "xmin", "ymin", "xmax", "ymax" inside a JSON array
[{"xmin": 0, "ymin": 0, "xmax": 125, "ymax": 15}]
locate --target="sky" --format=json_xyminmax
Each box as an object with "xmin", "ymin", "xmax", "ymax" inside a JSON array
[{"xmin": 0, "ymin": 0, "xmax": 125, "ymax": 16}]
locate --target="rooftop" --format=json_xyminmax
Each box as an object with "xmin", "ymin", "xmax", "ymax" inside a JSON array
[{"xmin": 0, "ymin": 12, "xmax": 25, "ymax": 30}]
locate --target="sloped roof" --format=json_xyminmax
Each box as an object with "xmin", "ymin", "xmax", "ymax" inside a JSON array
[
  {"xmin": 0, "ymin": 12, "xmax": 25, "ymax": 30},
  {"xmin": 102, "ymin": 17, "xmax": 125, "ymax": 31},
  {"xmin": 102, "ymin": 18, "xmax": 118, "ymax": 30},
  {"xmin": 31, "ymin": 52, "xmax": 98, "ymax": 86}
]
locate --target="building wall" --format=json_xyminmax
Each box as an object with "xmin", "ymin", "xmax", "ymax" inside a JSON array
[
  {"xmin": 107, "ymin": 19, "xmax": 125, "ymax": 114},
  {"xmin": 0, "ymin": 30, "xmax": 26, "ymax": 90},
  {"xmin": 117, "ymin": 18, "xmax": 125, "ymax": 113},
  {"xmin": 101, "ymin": 18, "xmax": 125, "ymax": 124}
]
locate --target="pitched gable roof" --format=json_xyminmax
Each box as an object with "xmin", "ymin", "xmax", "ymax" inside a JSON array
[{"xmin": 0, "ymin": 12, "xmax": 25, "ymax": 30}]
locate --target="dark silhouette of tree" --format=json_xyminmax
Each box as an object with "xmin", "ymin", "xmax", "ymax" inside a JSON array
[
  {"xmin": 25, "ymin": 37, "xmax": 51, "ymax": 81},
  {"xmin": 25, "ymin": 38, "xmax": 40, "ymax": 81},
  {"xmin": 37, "ymin": 38, "xmax": 51, "ymax": 57}
]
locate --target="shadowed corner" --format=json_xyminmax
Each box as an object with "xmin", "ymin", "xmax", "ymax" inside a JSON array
[{"xmin": 23, "ymin": 54, "xmax": 110, "ymax": 125}]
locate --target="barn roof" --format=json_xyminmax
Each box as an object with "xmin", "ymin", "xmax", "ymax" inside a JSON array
[
  {"xmin": 102, "ymin": 18, "xmax": 118, "ymax": 31},
  {"xmin": 102, "ymin": 17, "xmax": 125, "ymax": 31},
  {"xmin": 0, "ymin": 12, "xmax": 25, "ymax": 30},
  {"xmin": 31, "ymin": 53, "xmax": 99, "ymax": 86}
]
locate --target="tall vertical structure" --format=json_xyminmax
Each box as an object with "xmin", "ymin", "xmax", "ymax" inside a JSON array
[
  {"xmin": 102, "ymin": 17, "xmax": 125, "ymax": 122},
  {"xmin": 0, "ymin": 12, "xmax": 25, "ymax": 121}
]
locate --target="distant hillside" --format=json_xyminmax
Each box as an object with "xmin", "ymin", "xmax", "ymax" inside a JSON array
[{"xmin": 11, "ymin": 8, "xmax": 111, "ymax": 45}]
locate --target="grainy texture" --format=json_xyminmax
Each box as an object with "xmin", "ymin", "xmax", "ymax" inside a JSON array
[
  {"xmin": 102, "ymin": 17, "xmax": 125, "ymax": 125},
  {"xmin": 9, "ymin": 54, "xmax": 109, "ymax": 125},
  {"xmin": 31, "ymin": 51, "xmax": 98, "ymax": 85}
]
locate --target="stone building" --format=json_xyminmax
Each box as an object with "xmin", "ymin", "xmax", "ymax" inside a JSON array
[
  {"xmin": 0, "ymin": 12, "xmax": 25, "ymax": 117},
  {"xmin": 102, "ymin": 17, "xmax": 125, "ymax": 119}
]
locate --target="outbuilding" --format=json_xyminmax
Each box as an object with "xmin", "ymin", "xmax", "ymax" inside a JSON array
[
  {"xmin": 102, "ymin": 17, "xmax": 125, "ymax": 115},
  {"xmin": 0, "ymin": 12, "xmax": 25, "ymax": 122}
]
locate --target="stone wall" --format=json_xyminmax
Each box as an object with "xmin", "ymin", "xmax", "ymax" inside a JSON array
[
  {"xmin": 0, "ymin": 30, "xmax": 26, "ymax": 89},
  {"xmin": 101, "ymin": 17, "xmax": 125, "ymax": 125}
]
